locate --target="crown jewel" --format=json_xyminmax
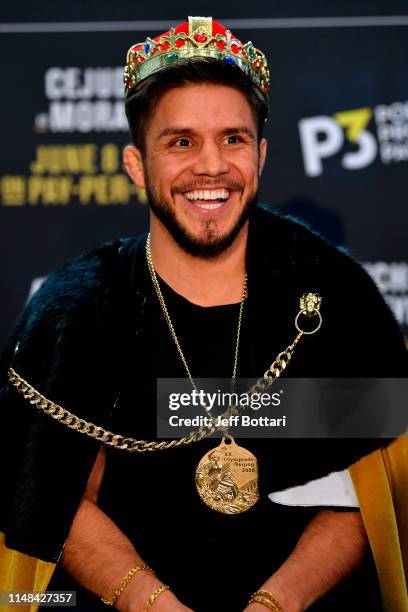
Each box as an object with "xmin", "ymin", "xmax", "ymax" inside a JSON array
[{"xmin": 124, "ymin": 16, "xmax": 270, "ymax": 103}]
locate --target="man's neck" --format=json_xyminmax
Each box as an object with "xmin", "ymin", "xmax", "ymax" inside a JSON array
[{"xmin": 148, "ymin": 217, "xmax": 248, "ymax": 307}]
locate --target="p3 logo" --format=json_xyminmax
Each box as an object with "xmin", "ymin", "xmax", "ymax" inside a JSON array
[{"xmin": 299, "ymin": 108, "xmax": 377, "ymax": 177}]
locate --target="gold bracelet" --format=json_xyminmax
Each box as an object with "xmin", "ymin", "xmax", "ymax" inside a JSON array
[
  {"xmin": 248, "ymin": 589, "xmax": 283, "ymax": 611},
  {"xmin": 101, "ymin": 565, "xmax": 153, "ymax": 607},
  {"xmin": 142, "ymin": 584, "xmax": 170, "ymax": 610}
]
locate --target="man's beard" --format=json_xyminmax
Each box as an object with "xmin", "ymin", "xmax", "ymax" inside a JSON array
[{"xmin": 145, "ymin": 178, "xmax": 257, "ymax": 259}]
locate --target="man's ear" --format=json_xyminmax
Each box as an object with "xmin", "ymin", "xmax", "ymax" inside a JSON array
[
  {"xmin": 123, "ymin": 145, "xmax": 146, "ymax": 189},
  {"xmin": 258, "ymin": 137, "xmax": 268, "ymax": 177}
]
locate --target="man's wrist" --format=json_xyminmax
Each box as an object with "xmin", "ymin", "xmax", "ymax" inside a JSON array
[
  {"xmin": 101, "ymin": 565, "xmax": 153, "ymax": 607},
  {"xmin": 256, "ymin": 575, "xmax": 304, "ymax": 612},
  {"xmin": 116, "ymin": 571, "xmax": 163, "ymax": 612}
]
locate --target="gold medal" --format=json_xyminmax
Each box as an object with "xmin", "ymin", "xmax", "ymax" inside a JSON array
[{"xmin": 195, "ymin": 436, "xmax": 259, "ymax": 514}]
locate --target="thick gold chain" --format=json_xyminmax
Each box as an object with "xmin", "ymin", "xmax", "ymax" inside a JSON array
[
  {"xmin": 145, "ymin": 233, "xmax": 247, "ymax": 392},
  {"xmin": 7, "ymin": 332, "xmax": 303, "ymax": 453},
  {"xmin": 6, "ymin": 250, "xmax": 321, "ymax": 453}
]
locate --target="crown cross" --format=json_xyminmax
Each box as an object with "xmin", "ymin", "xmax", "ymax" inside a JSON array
[{"xmin": 160, "ymin": 27, "xmax": 182, "ymax": 48}]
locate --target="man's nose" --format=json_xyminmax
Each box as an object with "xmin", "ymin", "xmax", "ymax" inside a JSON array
[{"xmin": 191, "ymin": 140, "xmax": 229, "ymax": 176}]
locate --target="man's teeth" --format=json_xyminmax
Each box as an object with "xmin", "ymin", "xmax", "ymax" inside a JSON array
[
  {"xmin": 192, "ymin": 202, "xmax": 223, "ymax": 210},
  {"xmin": 184, "ymin": 189, "xmax": 230, "ymax": 201}
]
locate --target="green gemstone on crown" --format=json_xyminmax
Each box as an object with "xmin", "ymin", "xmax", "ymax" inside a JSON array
[{"xmin": 165, "ymin": 53, "xmax": 179, "ymax": 63}]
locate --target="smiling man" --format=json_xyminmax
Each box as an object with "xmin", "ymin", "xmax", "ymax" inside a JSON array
[
  {"xmin": 1, "ymin": 16, "xmax": 408, "ymax": 612},
  {"xmin": 124, "ymin": 81, "xmax": 264, "ymax": 311},
  {"xmin": 126, "ymin": 83, "xmax": 265, "ymax": 260}
]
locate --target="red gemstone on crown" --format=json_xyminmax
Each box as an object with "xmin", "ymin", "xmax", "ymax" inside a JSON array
[
  {"xmin": 175, "ymin": 38, "xmax": 186, "ymax": 48},
  {"xmin": 194, "ymin": 32, "xmax": 208, "ymax": 43},
  {"xmin": 231, "ymin": 43, "xmax": 240, "ymax": 54},
  {"xmin": 160, "ymin": 41, "xmax": 170, "ymax": 51}
]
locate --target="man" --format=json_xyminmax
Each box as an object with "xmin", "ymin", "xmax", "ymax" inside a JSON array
[{"xmin": 0, "ymin": 16, "xmax": 407, "ymax": 612}]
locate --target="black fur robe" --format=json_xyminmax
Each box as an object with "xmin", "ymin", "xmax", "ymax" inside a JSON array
[{"xmin": 0, "ymin": 205, "xmax": 407, "ymax": 563}]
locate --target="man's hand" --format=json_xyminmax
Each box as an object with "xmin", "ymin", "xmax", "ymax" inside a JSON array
[{"xmin": 243, "ymin": 509, "xmax": 368, "ymax": 612}]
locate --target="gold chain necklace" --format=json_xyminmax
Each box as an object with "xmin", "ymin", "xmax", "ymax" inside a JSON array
[
  {"xmin": 145, "ymin": 233, "xmax": 247, "ymax": 398},
  {"xmin": 146, "ymin": 234, "xmax": 264, "ymax": 514}
]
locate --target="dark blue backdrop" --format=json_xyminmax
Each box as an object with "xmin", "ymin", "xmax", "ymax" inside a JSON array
[{"xmin": 1, "ymin": 2, "xmax": 407, "ymax": 347}]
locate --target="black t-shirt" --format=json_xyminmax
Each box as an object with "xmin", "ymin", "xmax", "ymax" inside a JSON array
[{"xmin": 49, "ymin": 237, "xmax": 382, "ymax": 611}]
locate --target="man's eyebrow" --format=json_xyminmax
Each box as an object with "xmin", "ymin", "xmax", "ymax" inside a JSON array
[
  {"xmin": 156, "ymin": 126, "xmax": 256, "ymax": 140},
  {"xmin": 222, "ymin": 126, "xmax": 256, "ymax": 140},
  {"xmin": 157, "ymin": 127, "xmax": 194, "ymax": 140}
]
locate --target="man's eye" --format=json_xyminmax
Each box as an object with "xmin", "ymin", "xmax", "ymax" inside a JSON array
[
  {"xmin": 174, "ymin": 138, "xmax": 191, "ymax": 147},
  {"xmin": 224, "ymin": 135, "xmax": 241, "ymax": 144}
]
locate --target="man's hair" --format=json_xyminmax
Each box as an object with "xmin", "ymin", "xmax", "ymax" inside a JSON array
[{"xmin": 125, "ymin": 57, "xmax": 268, "ymax": 155}]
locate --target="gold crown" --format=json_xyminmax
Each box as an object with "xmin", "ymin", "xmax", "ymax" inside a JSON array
[{"xmin": 124, "ymin": 16, "xmax": 270, "ymax": 103}]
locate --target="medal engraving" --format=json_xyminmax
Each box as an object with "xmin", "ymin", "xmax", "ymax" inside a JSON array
[{"xmin": 195, "ymin": 437, "xmax": 259, "ymax": 514}]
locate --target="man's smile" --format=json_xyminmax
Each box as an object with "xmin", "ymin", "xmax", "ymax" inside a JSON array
[
  {"xmin": 184, "ymin": 188, "xmax": 229, "ymax": 201},
  {"xmin": 178, "ymin": 188, "xmax": 235, "ymax": 214},
  {"xmin": 182, "ymin": 188, "xmax": 231, "ymax": 212}
]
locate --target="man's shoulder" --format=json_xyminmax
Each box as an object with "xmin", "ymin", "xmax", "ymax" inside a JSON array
[
  {"xmin": 30, "ymin": 234, "xmax": 147, "ymax": 308},
  {"xmin": 250, "ymin": 204, "xmax": 363, "ymax": 275},
  {"xmin": 251, "ymin": 205, "xmax": 407, "ymax": 374},
  {"xmin": 249, "ymin": 204, "xmax": 393, "ymax": 319},
  {"xmin": 12, "ymin": 235, "xmax": 146, "ymax": 349},
  {"xmin": 28, "ymin": 239, "xmax": 123, "ymax": 313}
]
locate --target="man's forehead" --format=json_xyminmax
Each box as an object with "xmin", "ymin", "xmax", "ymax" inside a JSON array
[{"xmin": 149, "ymin": 84, "xmax": 258, "ymax": 135}]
